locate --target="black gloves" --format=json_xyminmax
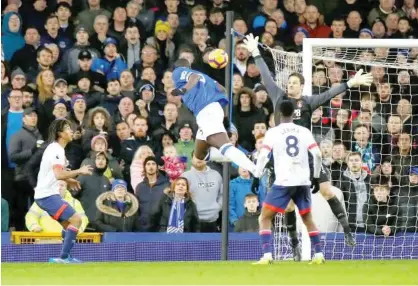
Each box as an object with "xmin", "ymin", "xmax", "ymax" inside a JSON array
[
  {"xmin": 311, "ymin": 178, "xmax": 320, "ymax": 194},
  {"xmin": 171, "ymin": 88, "xmax": 187, "ymax": 96}
]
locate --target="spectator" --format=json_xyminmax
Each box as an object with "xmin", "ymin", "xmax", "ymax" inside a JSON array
[
  {"xmin": 136, "ymin": 82, "xmax": 164, "ymax": 130},
  {"xmin": 397, "ymin": 99, "xmax": 418, "ymax": 135},
  {"xmin": 61, "ymin": 25, "xmax": 101, "ymax": 74},
  {"xmin": 108, "ymin": 6, "xmax": 128, "ymax": 42},
  {"xmin": 325, "ymin": 108, "xmax": 352, "ymax": 150},
  {"xmin": 1, "ymin": 199, "xmax": 9, "ymax": 232},
  {"xmin": 125, "ymin": 1, "xmax": 147, "ymax": 40},
  {"xmin": 174, "ymin": 121, "xmax": 195, "ymax": 170},
  {"xmin": 229, "ymin": 167, "xmax": 253, "ymax": 227},
  {"xmin": 182, "ymin": 153, "xmax": 223, "ymax": 232},
  {"xmin": 75, "ymin": 0, "xmax": 112, "ymax": 34},
  {"xmin": 131, "ymin": 45, "xmax": 163, "ymax": 81},
  {"xmin": 150, "ymin": 177, "xmax": 200, "ymax": 232},
  {"xmin": 136, "ymin": 156, "xmax": 170, "ymax": 231},
  {"xmin": 89, "ymin": 15, "xmax": 111, "ymax": 54},
  {"xmin": 345, "ymin": 10, "xmax": 364, "ymax": 38},
  {"xmin": 363, "ymin": 175, "xmax": 398, "ymax": 236},
  {"xmin": 81, "ymin": 135, "xmax": 123, "ymax": 183},
  {"xmin": 352, "ymin": 93, "xmax": 386, "ymax": 133},
  {"xmin": 10, "ymin": 26, "xmax": 40, "ymax": 73},
  {"xmin": 25, "ymin": 180, "xmax": 89, "ymax": 233},
  {"xmin": 337, "ymin": 151, "xmax": 371, "ymax": 232},
  {"xmin": 56, "ymin": 2, "xmax": 74, "ymax": 40},
  {"xmin": 119, "ymin": 70, "xmax": 137, "ymax": 101},
  {"xmin": 397, "ymin": 167, "xmax": 418, "ymax": 232},
  {"xmin": 82, "ymin": 107, "xmax": 111, "ymax": 155},
  {"xmin": 234, "ymin": 193, "xmax": 260, "ymax": 233},
  {"xmin": 352, "ymin": 124, "xmax": 380, "ymax": 173},
  {"xmin": 379, "ymin": 157, "xmax": 400, "ymax": 188},
  {"xmin": 330, "ymin": 141, "xmax": 348, "ymax": 184},
  {"xmin": 381, "ymin": 114, "xmax": 403, "ymax": 156},
  {"xmin": 146, "ymin": 20, "xmax": 175, "ymax": 69},
  {"xmin": 233, "ymin": 87, "xmax": 266, "ymax": 151},
  {"xmin": 300, "ymin": 5, "xmax": 331, "ymax": 38},
  {"xmin": 130, "ymin": 145, "xmax": 154, "ymax": 191},
  {"xmin": 8, "ymin": 107, "xmax": 43, "ymax": 230},
  {"xmin": 21, "ymin": 86, "xmax": 35, "ymax": 109},
  {"xmin": 40, "ymin": 15, "xmax": 72, "ymax": 55},
  {"xmin": 121, "ymin": 116, "xmax": 156, "ymax": 174},
  {"xmin": 371, "ymin": 17, "xmax": 388, "ymax": 38},
  {"xmin": 392, "ymin": 131, "xmax": 418, "ymax": 186},
  {"xmin": 161, "ymin": 145, "xmax": 187, "ymax": 182},
  {"xmin": 74, "ymin": 151, "xmax": 111, "ymax": 227},
  {"xmin": 95, "ymin": 179, "xmax": 140, "ymax": 232},
  {"xmin": 368, "ymin": 0, "xmax": 405, "ymax": 26},
  {"xmin": 91, "ymin": 37, "xmax": 127, "ymax": 81},
  {"xmin": 152, "ymin": 102, "xmax": 180, "ymax": 141},
  {"xmin": 330, "ymin": 17, "xmax": 346, "ymax": 38},
  {"xmin": 101, "ymin": 79, "xmax": 124, "ymax": 116},
  {"xmin": 110, "ymin": 120, "xmax": 131, "ymax": 158},
  {"xmin": 2, "ymin": 12, "xmax": 25, "ymax": 62}
]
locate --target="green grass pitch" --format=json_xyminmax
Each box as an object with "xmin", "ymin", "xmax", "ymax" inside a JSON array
[{"xmin": 2, "ymin": 260, "xmax": 418, "ymax": 285}]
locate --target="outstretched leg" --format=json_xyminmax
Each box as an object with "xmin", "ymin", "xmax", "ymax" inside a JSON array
[{"xmin": 206, "ymin": 132, "xmax": 256, "ymax": 174}]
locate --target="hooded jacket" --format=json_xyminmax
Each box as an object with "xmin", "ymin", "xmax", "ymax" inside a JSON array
[
  {"xmin": 75, "ymin": 169, "xmax": 111, "ymax": 224},
  {"xmin": 135, "ymin": 174, "xmax": 170, "ymax": 231},
  {"xmin": 25, "ymin": 190, "xmax": 89, "ymax": 233},
  {"xmin": 2, "ymin": 12, "xmax": 25, "ymax": 61},
  {"xmin": 149, "ymin": 190, "xmax": 200, "ymax": 233},
  {"xmin": 95, "ymin": 191, "xmax": 140, "ymax": 232},
  {"xmin": 8, "ymin": 125, "xmax": 43, "ymax": 181},
  {"xmin": 229, "ymin": 176, "xmax": 253, "ymax": 226}
]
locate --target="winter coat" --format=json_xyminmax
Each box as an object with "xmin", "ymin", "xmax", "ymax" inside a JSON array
[
  {"xmin": 10, "ymin": 44, "xmax": 38, "ymax": 73},
  {"xmin": 26, "ymin": 191, "xmax": 89, "ymax": 233},
  {"xmin": 150, "ymin": 193, "xmax": 200, "ymax": 232},
  {"xmin": 8, "ymin": 125, "xmax": 43, "ymax": 181},
  {"xmin": 91, "ymin": 56, "xmax": 127, "ymax": 81},
  {"xmin": 229, "ymin": 176, "xmax": 254, "ymax": 226},
  {"xmin": 135, "ymin": 175, "xmax": 170, "ymax": 231},
  {"xmin": 61, "ymin": 45, "xmax": 101, "ymax": 74},
  {"xmin": 363, "ymin": 196, "xmax": 398, "ymax": 236},
  {"xmin": 24, "ymin": 141, "xmax": 48, "ymax": 188},
  {"xmin": 234, "ymin": 211, "xmax": 260, "ymax": 233},
  {"xmin": 74, "ymin": 171, "xmax": 111, "ymax": 224},
  {"xmin": 336, "ymin": 169, "xmax": 371, "ymax": 231},
  {"xmin": 1, "ymin": 12, "xmax": 25, "ymax": 61},
  {"xmin": 95, "ymin": 191, "xmax": 140, "ymax": 232}
]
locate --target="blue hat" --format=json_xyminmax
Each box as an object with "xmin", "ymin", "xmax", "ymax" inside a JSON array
[
  {"xmin": 296, "ymin": 27, "xmax": 309, "ymax": 38},
  {"xmin": 103, "ymin": 37, "xmax": 118, "ymax": 48},
  {"xmin": 54, "ymin": 98, "xmax": 68, "ymax": 109},
  {"xmin": 410, "ymin": 167, "xmax": 418, "ymax": 175},
  {"xmin": 111, "ymin": 179, "xmax": 127, "ymax": 191},
  {"xmin": 360, "ymin": 28, "xmax": 374, "ymax": 38}
]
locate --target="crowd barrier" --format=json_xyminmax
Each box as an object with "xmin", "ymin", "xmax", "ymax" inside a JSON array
[{"xmin": 1, "ymin": 232, "xmax": 418, "ymax": 262}]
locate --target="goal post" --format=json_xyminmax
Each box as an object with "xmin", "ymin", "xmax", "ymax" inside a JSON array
[
  {"xmin": 266, "ymin": 38, "xmax": 418, "ymax": 260},
  {"xmin": 302, "ymin": 38, "xmax": 418, "ymax": 96}
]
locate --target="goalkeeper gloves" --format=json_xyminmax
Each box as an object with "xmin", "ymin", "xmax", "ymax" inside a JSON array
[
  {"xmin": 243, "ymin": 34, "xmax": 261, "ymax": 57},
  {"xmin": 311, "ymin": 178, "xmax": 320, "ymax": 194},
  {"xmin": 347, "ymin": 69, "xmax": 373, "ymax": 88},
  {"xmin": 171, "ymin": 88, "xmax": 187, "ymax": 96}
]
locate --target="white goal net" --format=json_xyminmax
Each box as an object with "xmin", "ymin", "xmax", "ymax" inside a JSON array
[{"xmin": 267, "ymin": 39, "xmax": 418, "ymax": 260}]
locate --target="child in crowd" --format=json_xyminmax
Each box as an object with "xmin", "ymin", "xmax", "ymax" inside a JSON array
[{"xmin": 161, "ymin": 145, "xmax": 187, "ymax": 182}]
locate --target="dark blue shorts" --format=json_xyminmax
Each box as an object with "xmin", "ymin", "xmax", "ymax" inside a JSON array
[
  {"xmin": 263, "ymin": 185, "xmax": 312, "ymax": 215},
  {"xmin": 35, "ymin": 194, "xmax": 76, "ymax": 222}
]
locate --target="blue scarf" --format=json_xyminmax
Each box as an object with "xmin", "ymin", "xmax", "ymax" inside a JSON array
[{"xmin": 167, "ymin": 198, "xmax": 185, "ymax": 233}]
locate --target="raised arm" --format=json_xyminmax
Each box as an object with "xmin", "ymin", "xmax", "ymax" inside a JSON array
[
  {"xmin": 244, "ymin": 34, "xmax": 285, "ymax": 106},
  {"xmin": 307, "ymin": 69, "xmax": 373, "ymax": 111}
]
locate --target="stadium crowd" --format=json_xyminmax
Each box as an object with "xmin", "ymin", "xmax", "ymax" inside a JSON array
[{"xmin": 0, "ymin": 0, "xmax": 417, "ymax": 235}]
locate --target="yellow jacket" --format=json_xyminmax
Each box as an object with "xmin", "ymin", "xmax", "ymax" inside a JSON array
[{"xmin": 25, "ymin": 191, "xmax": 89, "ymax": 233}]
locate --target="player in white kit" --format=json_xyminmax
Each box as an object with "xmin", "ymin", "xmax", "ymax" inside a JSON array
[
  {"xmin": 34, "ymin": 119, "xmax": 93, "ymax": 263},
  {"xmin": 252, "ymin": 101, "xmax": 325, "ymax": 265}
]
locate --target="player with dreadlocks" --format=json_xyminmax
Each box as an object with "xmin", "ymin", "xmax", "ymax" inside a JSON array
[
  {"xmin": 33, "ymin": 119, "xmax": 93, "ymax": 263},
  {"xmin": 244, "ymin": 33, "xmax": 373, "ymax": 260}
]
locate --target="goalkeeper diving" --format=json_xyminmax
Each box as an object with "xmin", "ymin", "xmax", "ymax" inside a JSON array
[{"xmin": 244, "ymin": 34, "xmax": 373, "ymax": 257}]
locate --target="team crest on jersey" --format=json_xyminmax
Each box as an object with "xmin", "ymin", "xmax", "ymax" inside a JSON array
[{"xmin": 297, "ymin": 100, "xmax": 303, "ymax": 108}]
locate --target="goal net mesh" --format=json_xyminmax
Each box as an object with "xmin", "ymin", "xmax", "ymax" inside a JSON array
[{"xmin": 267, "ymin": 44, "xmax": 418, "ymax": 260}]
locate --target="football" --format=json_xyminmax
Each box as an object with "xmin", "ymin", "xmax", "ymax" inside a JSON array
[{"xmin": 208, "ymin": 49, "xmax": 229, "ymax": 69}]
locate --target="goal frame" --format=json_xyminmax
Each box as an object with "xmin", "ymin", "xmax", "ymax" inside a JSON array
[{"xmin": 301, "ymin": 38, "xmax": 418, "ymax": 96}]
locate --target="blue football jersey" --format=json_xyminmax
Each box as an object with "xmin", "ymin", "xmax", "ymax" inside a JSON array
[{"xmin": 172, "ymin": 67, "xmax": 228, "ymax": 115}]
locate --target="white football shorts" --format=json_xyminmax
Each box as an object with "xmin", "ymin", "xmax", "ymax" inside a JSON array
[{"xmin": 195, "ymin": 102, "xmax": 226, "ymax": 141}]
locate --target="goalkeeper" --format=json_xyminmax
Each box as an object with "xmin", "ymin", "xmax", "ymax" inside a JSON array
[{"xmin": 244, "ymin": 34, "xmax": 373, "ymax": 255}]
